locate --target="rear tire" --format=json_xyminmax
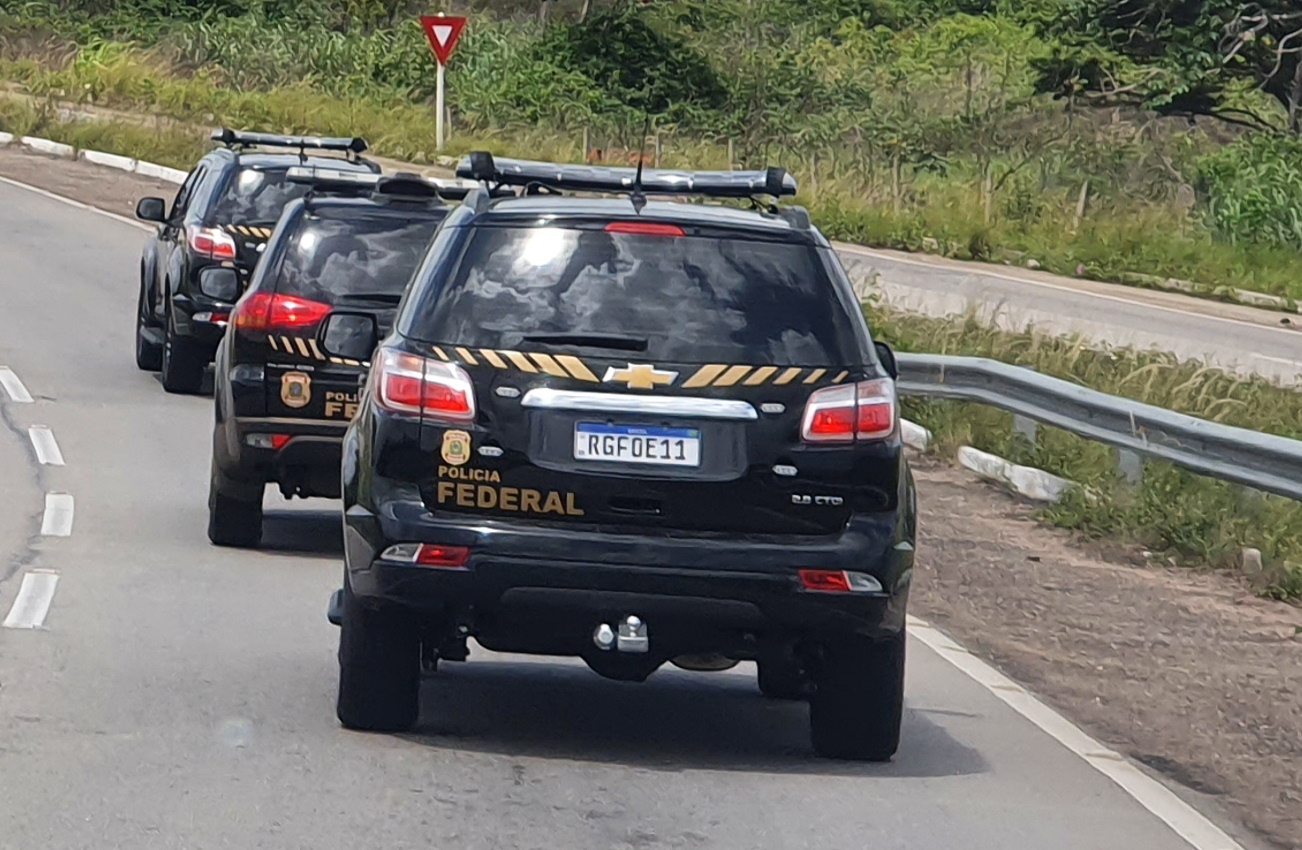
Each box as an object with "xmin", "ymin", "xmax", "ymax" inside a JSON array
[
  {"xmin": 336, "ymin": 582, "xmax": 422, "ymax": 732},
  {"xmin": 207, "ymin": 461, "xmax": 264, "ymax": 548},
  {"xmin": 161, "ymin": 310, "xmax": 205, "ymax": 394},
  {"xmin": 809, "ymin": 630, "xmax": 906, "ymax": 761},
  {"xmin": 135, "ymin": 284, "xmax": 162, "ymax": 371}
]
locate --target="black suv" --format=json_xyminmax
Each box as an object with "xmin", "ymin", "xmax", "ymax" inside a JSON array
[
  {"xmin": 331, "ymin": 154, "xmax": 917, "ymax": 761},
  {"xmin": 133, "ymin": 129, "xmax": 379, "ymax": 393},
  {"xmin": 208, "ymin": 168, "xmax": 470, "ymax": 548}
]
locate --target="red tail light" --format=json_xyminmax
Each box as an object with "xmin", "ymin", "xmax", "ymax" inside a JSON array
[
  {"xmin": 605, "ymin": 221, "xmax": 685, "ymax": 236},
  {"xmin": 187, "ymin": 225, "xmax": 237, "ymax": 260},
  {"xmin": 800, "ymin": 378, "xmax": 897, "ymax": 443},
  {"xmin": 373, "ymin": 347, "xmax": 476, "ymax": 423},
  {"xmin": 232, "ymin": 293, "xmax": 331, "ymax": 331}
]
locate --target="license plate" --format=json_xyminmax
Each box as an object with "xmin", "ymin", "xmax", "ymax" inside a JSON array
[{"xmin": 573, "ymin": 422, "xmax": 701, "ymax": 467}]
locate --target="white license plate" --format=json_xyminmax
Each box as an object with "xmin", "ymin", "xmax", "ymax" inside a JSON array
[{"xmin": 573, "ymin": 423, "xmax": 701, "ymax": 467}]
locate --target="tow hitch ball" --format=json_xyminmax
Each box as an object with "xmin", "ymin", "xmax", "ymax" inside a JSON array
[{"xmin": 593, "ymin": 615, "xmax": 649, "ymax": 653}]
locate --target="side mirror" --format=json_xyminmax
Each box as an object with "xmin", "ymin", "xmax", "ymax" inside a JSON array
[
  {"xmin": 321, "ymin": 312, "xmax": 379, "ymax": 362},
  {"xmin": 135, "ymin": 197, "xmax": 167, "ymax": 223},
  {"xmin": 874, "ymin": 340, "xmax": 899, "ymax": 380},
  {"xmin": 198, "ymin": 267, "xmax": 240, "ymax": 302}
]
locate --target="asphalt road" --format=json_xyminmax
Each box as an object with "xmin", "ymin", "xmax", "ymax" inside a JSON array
[
  {"xmin": 836, "ymin": 243, "xmax": 1302, "ymax": 385},
  {"xmin": 0, "ymin": 180, "xmax": 1248, "ymax": 850}
]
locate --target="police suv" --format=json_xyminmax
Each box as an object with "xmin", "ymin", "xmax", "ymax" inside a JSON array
[
  {"xmin": 329, "ymin": 154, "xmax": 918, "ymax": 761},
  {"xmin": 209, "ymin": 168, "xmax": 473, "ymax": 548},
  {"xmin": 134, "ymin": 130, "xmax": 379, "ymax": 393}
]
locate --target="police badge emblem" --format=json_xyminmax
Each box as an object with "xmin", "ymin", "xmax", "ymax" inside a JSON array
[
  {"xmin": 281, "ymin": 371, "xmax": 311, "ymax": 409},
  {"xmin": 441, "ymin": 429, "xmax": 472, "ymax": 466}
]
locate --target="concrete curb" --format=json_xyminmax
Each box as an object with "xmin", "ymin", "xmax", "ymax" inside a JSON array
[
  {"xmin": 21, "ymin": 136, "xmax": 75, "ymax": 158},
  {"xmin": 0, "ymin": 131, "xmax": 13, "ymax": 146},
  {"xmin": 901, "ymin": 418, "xmax": 932, "ymax": 451},
  {"xmin": 79, "ymin": 149, "xmax": 138, "ymax": 172},
  {"xmin": 957, "ymin": 445, "xmax": 1076, "ymax": 503}
]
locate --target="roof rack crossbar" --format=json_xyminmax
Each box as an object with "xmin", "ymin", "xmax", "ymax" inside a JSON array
[
  {"xmin": 212, "ymin": 128, "xmax": 369, "ymax": 157},
  {"xmin": 455, "ymin": 153, "xmax": 798, "ymax": 199}
]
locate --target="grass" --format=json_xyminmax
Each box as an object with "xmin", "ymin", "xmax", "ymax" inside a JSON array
[
  {"xmin": 3, "ymin": 45, "xmax": 1302, "ymax": 304},
  {"xmin": 871, "ymin": 302, "xmax": 1302, "ymax": 601},
  {"xmin": 2, "ymin": 84, "xmax": 1299, "ymax": 602}
]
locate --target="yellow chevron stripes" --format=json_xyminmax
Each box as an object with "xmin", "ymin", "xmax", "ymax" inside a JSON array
[
  {"xmin": 263, "ymin": 337, "xmax": 849, "ymax": 389},
  {"xmin": 224, "ymin": 224, "xmax": 274, "ymax": 239},
  {"xmin": 430, "ymin": 348, "xmax": 853, "ymax": 388}
]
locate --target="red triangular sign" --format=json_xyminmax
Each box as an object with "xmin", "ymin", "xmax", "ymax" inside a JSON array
[{"xmin": 420, "ymin": 15, "xmax": 467, "ymax": 65}]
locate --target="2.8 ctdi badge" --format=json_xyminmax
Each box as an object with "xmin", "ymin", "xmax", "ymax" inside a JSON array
[
  {"xmin": 280, "ymin": 371, "xmax": 311, "ymax": 409},
  {"xmin": 441, "ymin": 429, "xmax": 472, "ymax": 466}
]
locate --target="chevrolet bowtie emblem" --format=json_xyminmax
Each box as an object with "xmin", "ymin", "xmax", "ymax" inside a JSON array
[{"xmin": 603, "ymin": 363, "xmax": 678, "ymax": 390}]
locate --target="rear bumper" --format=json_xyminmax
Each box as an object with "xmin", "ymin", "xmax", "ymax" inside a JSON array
[
  {"xmin": 218, "ymin": 416, "xmax": 347, "ymax": 495},
  {"xmin": 345, "ymin": 484, "xmax": 914, "ymax": 642}
]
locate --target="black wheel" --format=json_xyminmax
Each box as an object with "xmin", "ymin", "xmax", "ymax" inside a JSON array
[
  {"xmin": 809, "ymin": 630, "xmax": 906, "ymax": 761},
  {"xmin": 135, "ymin": 283, "xmax": 162, "ymax": 371},
  {"xmin": 161, "ymin": 308, "xmax": 206, "ymax": 394},
  {"xmin": 336, "ymin": 581, "xmax": 422, "ymax": 732},
  {"xmin": 757, "ymin": 657, "xmax": 807, "ymax": 700},
  {"xmin": 207, "ymin": 459, "xmax": 264, "ymax": 548}
]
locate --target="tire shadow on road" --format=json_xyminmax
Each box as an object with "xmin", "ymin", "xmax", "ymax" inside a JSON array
[
  {"xmin": 258, "ymin": 509, "xmax": 344, "ymax": 558},
  {"xmin": 397, "ymin": 659, "xmax": 987, "ymax": 778}
]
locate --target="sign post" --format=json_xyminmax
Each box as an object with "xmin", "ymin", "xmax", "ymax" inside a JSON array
[{"xmin": 419, "ymin": 13, "xmax": 467, "ymax": 152}]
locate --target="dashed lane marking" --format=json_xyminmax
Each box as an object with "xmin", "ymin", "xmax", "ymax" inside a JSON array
[
  {"xmin": 40, "ymin": 492, "xmax": 74, "ymax": 537},
  {"xmin": 2, "ymin": 570, "xmax": 60, "ymax": 629},
  {"xmin": 0, "ymin": 367, "xmax": 33, "ymax": 402},
  {"xmin": 28, "ymin": 425, "xmax": 64, "ymax": 465}
]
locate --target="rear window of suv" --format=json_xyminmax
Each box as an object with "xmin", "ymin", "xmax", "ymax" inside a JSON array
[
  {"xmin": 273, "ymin": 213, "xmax": 442, "ymax": 303},
  {"xmin": 211, "ymin": 167, "xmax": 312, "ymax": 225},
  {"xmin": 406, "ymin": 224, "xmax": 862, "ymax": 364}
]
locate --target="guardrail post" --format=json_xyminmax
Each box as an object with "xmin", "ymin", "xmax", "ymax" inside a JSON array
[
  {"xmin": 1116, "ymin": 448, "xmax": 1143, "ymax": 485},
  {"xmin": 1012, "ymin": 414, "xmax": 1037, "ymax": 445}
]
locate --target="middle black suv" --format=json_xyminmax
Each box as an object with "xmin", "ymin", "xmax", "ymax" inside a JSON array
[
  {"xmin": 208, "ymin": 168, "xmax": 469, "ymax": 548},
  {"xmin": 134, "ymin": 129, "xmax": 380, "ymax": 394},
  {"xmin": 333, "ymin": 154, "xmax": 917, "ymax": 761}
]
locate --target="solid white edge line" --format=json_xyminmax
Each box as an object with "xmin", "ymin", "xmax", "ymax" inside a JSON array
[
  {"xmin": 2, "ymin": 570, "xmax": 60, "ymax": 629},
  {"xmin": 906, "ymin": 614, "xmax": 1246, "ymax": 850},
  {"xmin": 0, "ymin": 366, "xmax": 34, "ymax": 403},
  {"xmin": 40, "ymin": 492, "xmax": 74, "ymax": 537},
  {"xmin": 0, "ymin": 173, "xmax": 152, "ymax": 233},
  {"xmin": 841, "ymin": 243, "xmax": 1302, "ymax": 344},
  {"xmin": 28, "ymin": 425, "xmax": 65, "ymax": 466}
]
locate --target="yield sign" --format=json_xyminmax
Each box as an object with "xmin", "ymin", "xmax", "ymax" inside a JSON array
[{"xmin": 420, "ymin": 14, "xmax": 467, "ymax": 65}]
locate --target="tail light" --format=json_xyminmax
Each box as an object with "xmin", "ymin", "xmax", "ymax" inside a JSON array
[
  {"xmin": 373, "ymin": 347, "xmax": 476, "ymax": 423},
  {"xmin": 798, "ymin": 569, "xmax": 883, "ymax": 593},
  {"xmin": 187, "ymin": 225, "xmax": 237, "ymax": 260},
  {"xmin": 379, "ymin": 543, "xmax": 471, "ymax": 568},
  {"xmin": 232, "ymin": 293, "xmax": 331, "ymax": 331},
  {"xmin": 800, "ymin": 378, "xmax": 897, "ymax": 443}
]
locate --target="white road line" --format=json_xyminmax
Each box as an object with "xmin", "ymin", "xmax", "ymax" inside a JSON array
[
  {"xmin": 2, "ymin": 570, "xmax": 60, "ymax": 629},
  {"xmin": 28, "ymin": 425, "xmax": 65, "ymax": 465},
  {"xmin": 907, "ymin": 615, "xmax": 1246, "ymax": 850},
  {"xmin": 40, "ymin": 492, "xmax": 74, "ymax": 537},
  {"xmin": 0, "ymin": 173, "xmax": 152, "ymax": 233},
  {"xmin": 0, "ymin": 366, "xmax": 34, "ymax": 402}
]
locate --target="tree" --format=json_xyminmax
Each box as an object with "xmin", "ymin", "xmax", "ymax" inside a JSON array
[{"xmin": 1034, "ymin": 1, "xmax": 1302, "ymax": 135}]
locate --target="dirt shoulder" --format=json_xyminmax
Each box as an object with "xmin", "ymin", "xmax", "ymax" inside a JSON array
[{"xmin": 2, "ymin": 146, "xmax": 1299, "ymax": 850}]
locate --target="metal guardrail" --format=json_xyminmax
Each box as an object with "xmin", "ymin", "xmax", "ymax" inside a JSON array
[{"xmin": 895, "ymin": 353, "xmax": 1302, "ymax": 503}]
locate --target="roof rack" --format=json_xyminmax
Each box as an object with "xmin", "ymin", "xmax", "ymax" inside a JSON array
[
  {"xmin": 455, "ymin": 152, "xmax": 798, "ymax": 200},
  {"xmin": 285, "ymin": 166, "xmax": 472, "ymax": 202},
  {"xmin": 212, "ymin": 128, "xmax": 369, "ymax": 161}
]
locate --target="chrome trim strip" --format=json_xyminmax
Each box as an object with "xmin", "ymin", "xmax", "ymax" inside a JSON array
[{"xmin": 521, "ymin": 388, "xmax": 758, "ymax": 420}]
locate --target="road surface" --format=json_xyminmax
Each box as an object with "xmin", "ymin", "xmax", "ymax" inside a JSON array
[{"xmin": 0, "ymin": 178, "xmax": 1253, "ymax": 850}]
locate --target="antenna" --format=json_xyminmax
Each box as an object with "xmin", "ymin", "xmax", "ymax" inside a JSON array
[{"xmin": 629, "ymin": 112, "xmax": 652, "ymax": 214}]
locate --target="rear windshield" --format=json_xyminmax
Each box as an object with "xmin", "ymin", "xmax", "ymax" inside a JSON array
[
  {"xmin": 211, "ymin": 168, "xmax": 311, "ymax": 225},
  {"xmin": 273, "ymin": 214, "xmax": 443, "ymax": 302},
  {"xmin": 407, "ymin": 225, "xmax": 861, "ymax": 364}
]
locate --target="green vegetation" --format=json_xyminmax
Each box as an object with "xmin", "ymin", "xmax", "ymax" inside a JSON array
[
  {"xmin": 4, "ymin": 0, "xmax": 1302, "ymax": 299},
  {"xmin": 871, "ymin": 302, "xmax": 1302, "ymax": 601}
]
